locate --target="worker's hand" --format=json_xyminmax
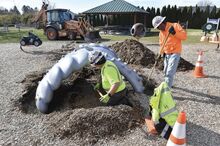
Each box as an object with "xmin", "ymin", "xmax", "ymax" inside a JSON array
[
  {"xmin": 169, "ymin": 26, "xmax": 176, "ymax": 35},
  {"xmin": 99, "ymin": 94, "xmax": 110, "ymax": 103},
  {"xmin": 94, "ymin": 83, "xmax": 101, "ymax": 90},
  {"xmin": 156, "ymin": 53, "xmax": 164, "ymax": 60},
  {"xmin": 145, "ymin": 118, "xmax": 158, "ymax": 135}
]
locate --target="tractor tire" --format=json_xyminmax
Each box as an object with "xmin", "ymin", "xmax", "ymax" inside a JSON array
[
  {"xmin": 68, "ymin": 32, "xmax": 77, "ymax": 40},
  {"xmin": 46, "ymin": 28, "xmax": 58, "ymax": 40},
  {"xmin": 80, "ymin": 35, "xmax": 84, "ymax": 40}
]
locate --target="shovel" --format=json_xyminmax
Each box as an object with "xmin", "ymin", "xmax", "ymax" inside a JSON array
[
  {"xmin": 91, "ymin": 83, "xmax": 104, "ymax": 97},
  {"xmin": 147, "ymin": 32, "xmax": 171, "ymax": 80}
]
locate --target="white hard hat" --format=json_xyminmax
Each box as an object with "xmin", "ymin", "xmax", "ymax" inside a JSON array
[
  {"xmin": 152, "ymin": 16, "xmax": 166, "ymax": 29},
  {"xmin": 90, "ymin": 51, "xmax": 105, "ymax": 65}
]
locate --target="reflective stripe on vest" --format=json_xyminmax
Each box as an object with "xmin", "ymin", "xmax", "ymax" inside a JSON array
[
  {"xmin": 160, "ymin": 124, "xmax": 170, "ymax": 138},
  {"xmin": 161, "ymin": 87, "xmax": 170, "ymax": 94},
  {"xmin": 160, "ymin": 106, "xmax": 177, "ymax": 118}
]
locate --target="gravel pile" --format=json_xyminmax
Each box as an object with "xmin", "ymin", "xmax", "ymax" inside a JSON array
[{"xmin": 0, "ymin": 41, "xmax": 219, "ymax": 146}]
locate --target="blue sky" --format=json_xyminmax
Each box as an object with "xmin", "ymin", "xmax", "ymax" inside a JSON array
[{"xmin": 0, "ymin": 0, "xmax": 220, "ymax": 13}]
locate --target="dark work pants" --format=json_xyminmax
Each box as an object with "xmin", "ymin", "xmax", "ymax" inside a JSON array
[
  {"xmin": 106, "ymin": 88, "xmax": 132, "ymax": 107},
  {"xmin": 155, "ymin": 118, "xmax": 173, "ymax": 140},
  {"xmin": 148, "ymin": 106, "xmax": 172, "ymax": 140}
]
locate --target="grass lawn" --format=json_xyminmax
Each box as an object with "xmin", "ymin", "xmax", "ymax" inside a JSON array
[
  {"xmin": 0, "ymin": 27, "xmax": 204, "ymax": 44},
  {"xmin": 0, "ymin": 27, "xmax": 47, "ymax": 43}
]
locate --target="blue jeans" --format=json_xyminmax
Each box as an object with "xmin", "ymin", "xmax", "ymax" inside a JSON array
[{"xmin": 164, "ymin": 54, "xmax": 180, "ymax": 88}]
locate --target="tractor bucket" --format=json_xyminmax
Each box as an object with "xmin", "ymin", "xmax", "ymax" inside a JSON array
[{"xmin": 84, "ymin": 30, "xmax": 101, "ymax": 42}]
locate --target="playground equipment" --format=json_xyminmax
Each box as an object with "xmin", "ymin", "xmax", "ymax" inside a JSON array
[
  {"xmin": 130, "ymin": 23, "xmax": 146, "ymax": 41},
  {"xmin": 19, "ymin": 32, "xmax": 42, "ymax": 51},
  {"xmin": 200, "ymin": 18, "xmax": 220, "ymax": 50}
]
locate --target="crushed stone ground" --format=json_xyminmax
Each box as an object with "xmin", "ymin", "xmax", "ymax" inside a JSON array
[{"xmin": 0, "ymin": 41, "xmax": 219, "ymax": 146}]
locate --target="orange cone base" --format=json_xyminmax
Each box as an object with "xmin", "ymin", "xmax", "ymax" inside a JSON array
[
  {"xmin": 193, "ymin": 72, "xmax": 206, "ymax": 78},
  {"xmin": 193, "ymin": 67, "xmax": 206, "ymax": 78}
]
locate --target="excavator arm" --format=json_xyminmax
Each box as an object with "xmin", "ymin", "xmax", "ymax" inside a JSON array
[{"xmin": 32, "ymin": 2, "xmax": 48, "ymax": 27}]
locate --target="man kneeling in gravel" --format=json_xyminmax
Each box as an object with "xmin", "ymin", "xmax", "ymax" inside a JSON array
[
  {"xmin": 145, "ymin": 82, "xmax": 178, "ymax": 139},
  {"xmin": 90, "ymin": 51, "xmax": 131, "ymax": 106}
]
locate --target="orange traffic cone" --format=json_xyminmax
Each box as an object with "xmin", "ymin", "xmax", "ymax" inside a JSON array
[
  {"xmin": 166, "ymin": 111, "xmax": 186, "ymax": 146},
  {"xmin": 193, "ymin": 51, "xmax": 206, "ymax": 78}
]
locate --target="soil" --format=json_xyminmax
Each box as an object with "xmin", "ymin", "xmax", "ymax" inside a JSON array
[
  {"xmin": 110, "ymin": 39, "xmax": 195, "ymax": 71},
  {"xmin": 14, "ymin": 63, "xmax": 154, "ymax": 143},
  {"xmin": 12, "ymin": 40, "xmax": 170, "ymax": 144},
  {"xmin": 2, "ymin": 42, "xmax": 220, "ymax": 146}
]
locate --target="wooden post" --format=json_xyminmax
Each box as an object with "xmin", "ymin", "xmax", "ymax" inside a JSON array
[
  {"xmin": 106, "ymin": 14, "xmax": 109, "ymax": 26},
  {"xmin": 134, "ymin": 13, "xmax": 137, "ymax": 24},
  {"xmin": 144, "ymin": 14, "xmax": 146, "ymax": 26}
]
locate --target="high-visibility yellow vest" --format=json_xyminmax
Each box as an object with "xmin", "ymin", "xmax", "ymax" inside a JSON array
[
  {"xmin": 101, "ymin": 61, "xmax": 126, "ymax": 93},
  {"xmin": 150, "ymin": 82, "xmax": 178, "ymax": 126}
]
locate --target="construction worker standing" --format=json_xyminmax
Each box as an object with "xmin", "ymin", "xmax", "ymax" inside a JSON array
[
  {"xmin": 152, "ymin": 16, "xmax": 187, "ymax": 88},
  {"xmin": 90, "ymin": 51, "xmax": 131, "ymax": 106},
  {"xmin": 145, "ymin": 82, "xmax": 178, "ymax": 139}
]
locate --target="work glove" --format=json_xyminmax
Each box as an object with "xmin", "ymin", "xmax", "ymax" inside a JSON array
[
  {"xmin": 99, "ymin": 94, "xmax": 110, "ymax": 103},
  {"xmin": 169, "ymin": 26, "xmax": 176, "ymax": 35},
  {"xmin": 93, "ymin": 83, "xmax": 101, "ymax": 90},
  {"xmin": 145, "ymin": 117, "xmax": 158, "ymax": 135},
  {"xmin": 156, "ymin": 53, "xmax": 165, "ymax": 60}
]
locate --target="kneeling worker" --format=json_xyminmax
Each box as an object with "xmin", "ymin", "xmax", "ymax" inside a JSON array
[
  {"xmin": 145, "ymin": 82, "xmax": 178, "ymax": 140},
  {"xmin": 90, "ymin": 51, "xmax": 130, "ymax": 106}
]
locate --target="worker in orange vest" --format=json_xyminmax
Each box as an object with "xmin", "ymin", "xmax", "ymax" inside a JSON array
[{"xmin": 152, "ymin": 16, "xmax": 187, "ymax": 88}]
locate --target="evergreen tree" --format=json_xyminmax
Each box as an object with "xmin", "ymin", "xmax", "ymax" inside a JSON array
[
  {"xmin": 156, "ymin": 8, "xmax": 160, "ymax": 16},
  {"xmin": 216, "ymin": 9, "xmax": 220, "ymax": 18},
  {"xmin": 166, "ymin": 5, "xmax": 171, "ymax": 21},
  {"xmin": 187, "ymin": 6, "xmax": 193, "ymax": 28},
  {"xmin": 169, "ymin": 5, "xmax": 177, "ymax": 22},
  {"xmin": 181, "ymin": 6, "xmax": 188, "ymax": 22},
  {"xmin": 210, "ymin": 5, "xmax": 217, "ymax": 18},
  {"xmin": 203, "ymin": 5, "xmax": 210, "ymax": 23},
  {"xmin": 161, "ymin": 6, "xmax": 167, "ymax": 17},
  {"xmin": 191, "ymin": 5, "xmax": 202, "ymax": 28},
  {"xmin": 146, "ymin": 7, "xmax": 151, "ymax": 27},
  {"xmin": 176, "ymin": 8, "xmax": 182, "ymax": 22},
  {"xmin": 10, "ymin": 6, "xmax": 20, "ymax": 15}
]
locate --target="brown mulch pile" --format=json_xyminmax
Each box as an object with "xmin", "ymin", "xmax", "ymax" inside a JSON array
[{"xmin": 110, "ymin": 39, "xmax": 194, "ymax": 71}]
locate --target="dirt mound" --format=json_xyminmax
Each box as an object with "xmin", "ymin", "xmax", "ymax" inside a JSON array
[
  {"xmin": 110, "ymin": 39, "xmax": 155, "ymax": 67},
  {"xmin": 14, "ymin": 69, "xmax": 47, "ymax": 114},
  {"xmin": 14, "ymin": 67, "xmax": 101, "ymax": 114},
  {"xmin": 14, "ymin": 65, "xmax": 145, "ymax": 144},
  {"xmin": 52, "ymin": 105, "xmax": 141, "ymax": 145},
  {"xmin": 15, "ymin": 65, "xmax": 155, "ymax": 113},
  {"xmin": 110, "ymin": 39, "xmax": 194, "ymax": 71}
]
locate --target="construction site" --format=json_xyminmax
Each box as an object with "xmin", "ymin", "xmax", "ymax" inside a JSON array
[{"xmin": 0, "ymin": 0, "xmax": 220, "ymax": 146}]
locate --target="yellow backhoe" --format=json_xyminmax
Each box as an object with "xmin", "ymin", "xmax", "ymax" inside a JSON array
[{"xmin": 32, "ymin": 2, "xmax": 101, "ymax": 42}]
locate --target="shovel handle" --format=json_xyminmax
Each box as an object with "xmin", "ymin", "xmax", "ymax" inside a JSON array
[{"xmin": 147, "ymin": 32, "xmax": 170, "ymax": 80}]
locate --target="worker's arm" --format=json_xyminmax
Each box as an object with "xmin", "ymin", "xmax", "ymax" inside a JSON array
[
  {"xmin": 173, "ymin": 23, "xmax": 187, "ymax": 40},
  {"xmin": 107, "ymin": 82, "xmax": 120, "ymax": 96},
  {"xmin": 151, "ymin": 108, "xmax": 160, "ymax": 123}
]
